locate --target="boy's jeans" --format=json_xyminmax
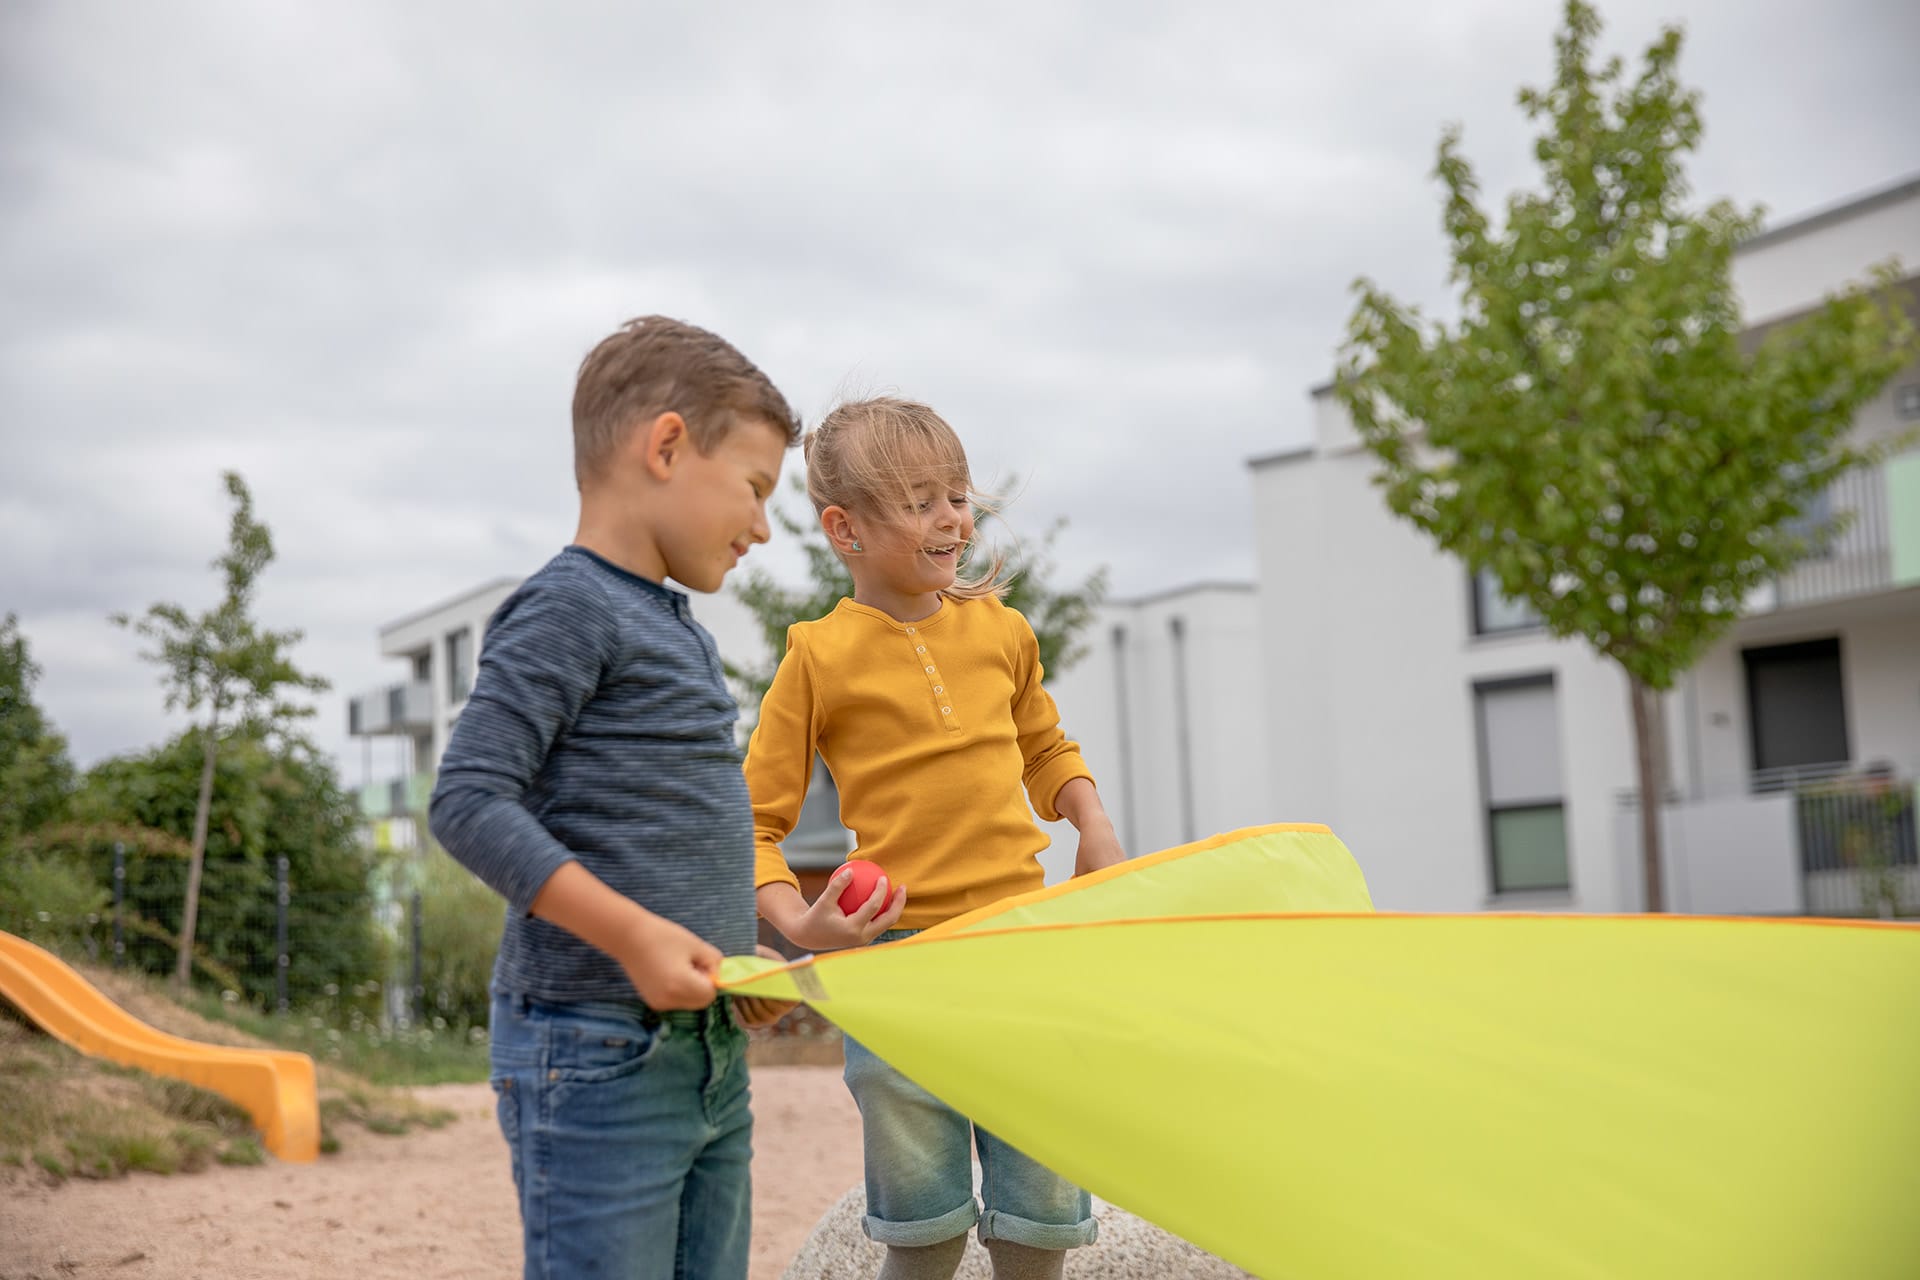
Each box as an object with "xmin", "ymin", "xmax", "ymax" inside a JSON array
[{"xmin": 489, "ymin": 990, "xmax": 752, "ymax": 1280}]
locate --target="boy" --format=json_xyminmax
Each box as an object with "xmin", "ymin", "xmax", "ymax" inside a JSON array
[{"xmin": 430, "ymin": 316, "xmax": 800, "ymax": 1280}]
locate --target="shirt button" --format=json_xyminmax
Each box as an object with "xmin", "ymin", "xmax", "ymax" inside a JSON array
[
  {"xmin": 925, "ymin": 666, "xmax": 935, "ymax": 673},
  {"xmin": 915, "ymin": 646, "xmax": 926, "ymax": 653},
  {"xmin": 933, "ymin": 685, "xmax": 943, "ymax": 693},
  {"xmin": 941, "ymin": 707, "xmax": 952, "ymax": 715},
  {"xmin": 906, "ymin": 627, "xmax": 916, "ymax": 635}
]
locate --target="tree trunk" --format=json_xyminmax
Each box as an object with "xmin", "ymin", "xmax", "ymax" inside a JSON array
[
  {"xmin": 1627, "ymin": 676, "xmax": 1667, "ymax": 913},
  {"xmin": 174, "ymin": 712, "xmax": 220, "ymax": 988}
]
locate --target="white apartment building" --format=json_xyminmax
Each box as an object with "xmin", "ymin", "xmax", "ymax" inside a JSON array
[{"xmin": 1249, "ymin": 175, "xmax": 1920, "ymax": 916}]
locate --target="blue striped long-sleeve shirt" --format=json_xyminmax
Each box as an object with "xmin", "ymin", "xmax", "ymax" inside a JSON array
[{"xmin": 428, "ymin": 546, "xmax": 757, "ymax": 1003}]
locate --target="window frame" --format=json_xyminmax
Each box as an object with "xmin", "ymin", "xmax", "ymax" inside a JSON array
[
  {"xmin": 1473, "ymin": 672, "xmax": 1573, "ymax": 896},
  {"xmin": 1468, "ymin": 567, "xmax": 1545, "ymax": 639},
  {"xmin": 447, "ymin": 626, "xmax": 475, "ymax": 706}
]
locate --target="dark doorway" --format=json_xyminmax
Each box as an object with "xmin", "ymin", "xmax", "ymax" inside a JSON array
[{"xmin": 1743, "ymin": 637, "xmax": 1849, "ymax": 778}]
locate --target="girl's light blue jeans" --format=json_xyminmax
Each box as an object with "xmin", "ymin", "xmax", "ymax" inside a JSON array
[{"xmin": 843, "ymin": 929, "xmax": 1097, "ymax": 1251}]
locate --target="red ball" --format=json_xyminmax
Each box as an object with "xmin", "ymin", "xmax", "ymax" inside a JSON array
[{"xmin": 835, "ymin": 859, "xmax": 890, "ymax": 916}]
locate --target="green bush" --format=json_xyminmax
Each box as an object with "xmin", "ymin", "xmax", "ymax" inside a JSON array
[
  {"xmin": 413, "ymin": 847, "xmax": 505, "ymax": 1030},
  {"xmin": 0, "ymin": 849, "xmax": 108, "ymax": 951}
]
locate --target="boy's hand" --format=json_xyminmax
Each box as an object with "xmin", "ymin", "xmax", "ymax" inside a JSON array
[
  {"xmin": 729, "ymin": 945, "xmax": 801, "ymax": 1030},
  {"xmin": 617, "ymin": 913, "xmax": 723, "ymax": 1011},
  {"xmin": 529, "ymin": 862, "xmax": 719, "ymax": 1010}
]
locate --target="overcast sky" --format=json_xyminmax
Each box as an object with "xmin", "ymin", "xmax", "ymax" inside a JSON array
[{"xmin": 3, "ymin": 0, "xmax": 1915, "ymax": 780}]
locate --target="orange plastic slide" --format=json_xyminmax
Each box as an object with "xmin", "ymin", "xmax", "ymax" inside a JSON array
[{"xmin": 0, "ymin": 930, "xmax": 319, "ymax": 1162}]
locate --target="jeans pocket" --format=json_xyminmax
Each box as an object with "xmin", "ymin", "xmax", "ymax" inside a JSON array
[{"xmin": 545, "ymin": 1013, "xmax": 665, "ymax": 1084}]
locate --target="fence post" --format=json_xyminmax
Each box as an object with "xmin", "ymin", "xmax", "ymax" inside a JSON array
[
  {"xmin": 275, "ymin": 856, "xmax": 291, "ymax": 1014},
  {"xmin": 110, "ymin": 842, "xmax": 126, "ymax": 968},
  {"xmin": 410, "ymin": 887, "xmax": 424, "ymax": 1027}
]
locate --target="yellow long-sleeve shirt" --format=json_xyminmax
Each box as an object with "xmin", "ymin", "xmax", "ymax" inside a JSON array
[{"xmin": 745, "ymin": 594, "xmax": 1095, "ymax": 928}]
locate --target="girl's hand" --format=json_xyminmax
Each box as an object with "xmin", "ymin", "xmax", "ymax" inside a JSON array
[
  {"xmin": 790, "ymin": 865, "xmax": 907, "ymax": 951},
  {"xmin": 730, "ymin": 945, "xmax": 801, "ymax": 1029},
  {"xmin": 1073, "ymin": 825, "xmax": 1127, "ymax": 877},
  {"xmin": 1057, "ymin": 777, "xmax": 1126, "ymax": 877}
]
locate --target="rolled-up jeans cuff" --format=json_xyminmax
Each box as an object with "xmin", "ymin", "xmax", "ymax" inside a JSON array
[
  {"xmin": 863, "ymin": 1198, "xmax": 980, "ymax": 1247},
  {"xmin": 978, "ymin": 1207, "xmax": 1099, "ymax": 1249}
]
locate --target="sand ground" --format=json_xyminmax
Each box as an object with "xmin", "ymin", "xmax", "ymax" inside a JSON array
[{"xmin": 1, "ymin": 1067, "xmax": 862, "ymax": 1280}]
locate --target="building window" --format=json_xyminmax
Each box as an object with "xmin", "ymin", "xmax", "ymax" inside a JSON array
[
  {"xmin": 447, "ymin": 627, "xmax": 474, "ymax": 705},
  {"xmin": 1475, "ymin": 675, "xmax": 1570, "ymax": 894},
  {"xmin": 1470, "ymin": 567, "xmax": 1542, "ymax": 637},
  {"xmin": 1896, "ymin": 383, "xmax": 1920, "ymax": 422}
]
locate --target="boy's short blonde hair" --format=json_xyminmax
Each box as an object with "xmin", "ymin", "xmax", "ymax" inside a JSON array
[{"xmin": 572, "ymin": 316, "xmax": 800, "ymax": 488}]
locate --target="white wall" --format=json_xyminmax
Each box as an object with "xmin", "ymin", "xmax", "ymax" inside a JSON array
[
  {"xmin": 1734, "ymin": 181, "xmax": 1920, "ymax": 328},
  {"xmin": 1843, "ymin": 348, "xmax": 1920, "ymax": 452},
  {"xmin": 1039, "ymin": 585, "xmax": 1269, "ymax": 880},
  {"xmin": 1847, "ymin": 614, "xmax": 1920, "ymax": 771},
  {"xmin": 1253, "ymin": 442, "xmax": 1651, "ymax": 913},
  {"xmin": 1611, "ymin": 794, "xmax": 1802, "ymax": 916}
]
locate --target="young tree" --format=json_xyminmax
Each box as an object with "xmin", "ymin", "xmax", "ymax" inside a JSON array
[
  {"xmin": 1336, "ymin": 0, "xmax": 1916, "ymax": 910},
  {"xmin": 113, "ymin": 472, "xmax": 331, "ymax": 983},
  {"xmin": 727, "ymin": 477, "xmax": 1108, "ymax": 710}
]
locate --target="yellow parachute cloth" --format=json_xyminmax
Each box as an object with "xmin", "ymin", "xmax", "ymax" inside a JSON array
[{"xmin": 719, "ymin": 823, "xmax": 1920, "ymax": 1278}]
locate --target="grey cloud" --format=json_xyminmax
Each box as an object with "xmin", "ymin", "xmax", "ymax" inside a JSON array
[{"xmin": 3, "ymin": 0, "xmax": 1915, "ymax": 770}]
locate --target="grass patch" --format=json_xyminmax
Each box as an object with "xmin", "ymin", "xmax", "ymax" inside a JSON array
[
  {"xmin": 319, "ymin": 1086, "xmax": 454, "ymax": 1147},
  {"xmin": 133, "ymin": 1072, "xmax": 255, "ymax": 1131},
  {"xmin": 218, "ymin": 1136, "xmax": 266, "ymax": 1166},
  {"xmin": 0, "ymin": 1017, "xmax": 265, "ymax": 1183},
  {"xmin": 174, "ymin": 987, "xmax": 489, "ymax": 1087},
  {"xmin": 1, "ymin": 964, "xmax": 465, "ymax": 1184}
]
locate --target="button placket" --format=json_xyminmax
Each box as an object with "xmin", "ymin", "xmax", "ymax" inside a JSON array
[{"xmin": 908, "ymin": 626, "xmax": 959, "ymax": 731}]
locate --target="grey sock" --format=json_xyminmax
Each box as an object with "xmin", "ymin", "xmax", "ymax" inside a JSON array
[
  {"xmin": 985, "ymin": 1240, "xmax": 1067, "ymax": 1280},
  {"xmin": 877, "ymin": 1236, "xmax": 968, "ymax": 1280}
]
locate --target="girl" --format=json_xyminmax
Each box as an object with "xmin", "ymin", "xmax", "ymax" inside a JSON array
[{"xmin": 745, "ymin": 397, "xmax": 1125, "ymax": 1280}]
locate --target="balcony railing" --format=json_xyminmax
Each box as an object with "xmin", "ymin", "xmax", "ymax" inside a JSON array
[
  {"xmin": 1755, "ymin": 450, "xmax": 1920, "ymax": 613},
  {"xmin": 358, "ymin": 771, "xmax": 436, "ymax": 821},
  {"xmin": 348, "ymin": 680, "xmax": 433, "ymax": 737},
  {"xmin": 1614, "ymin": 764, "xmax": 1919, "ymax": 917}
]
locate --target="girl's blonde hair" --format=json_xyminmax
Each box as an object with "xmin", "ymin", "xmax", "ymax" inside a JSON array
[{"xmin": 803, "ymin": 396, "xmax": 1009, "ymax": 600}]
